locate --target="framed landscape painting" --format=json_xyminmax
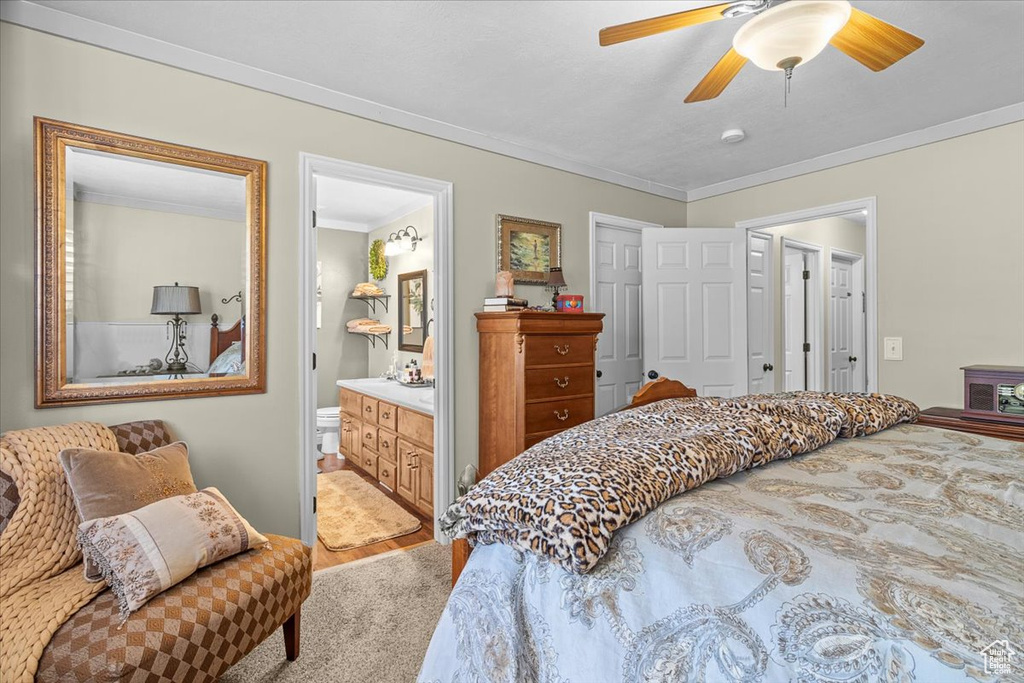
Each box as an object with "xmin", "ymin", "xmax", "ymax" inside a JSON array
[{"xmin": 496, "ymin": 214, "xmax": 562, "ymax": 284}]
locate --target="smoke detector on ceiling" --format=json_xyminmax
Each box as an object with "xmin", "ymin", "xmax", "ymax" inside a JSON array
[{"xmin": 721, "ymin": 129, "xmax": 746, "ymax": 144}]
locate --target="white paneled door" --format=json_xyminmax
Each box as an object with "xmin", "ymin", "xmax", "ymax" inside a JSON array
[
  {"xmin": 594, "ymin": 225, "xmax": 644, "ymax": 415},
  {"xmin": 641, "ymin": 228, "xmax": 747, "ymax": 397},
  {"xmin": 746, "ymin": 231, "xmax": 774, "ymax": 393},
  {"xmin": 783, "ymin": 247, "xmax": 807, "ymax": 391},
  {"xmin": 830, "ymin": 254, "xmax": 864, "ymax": 391}
]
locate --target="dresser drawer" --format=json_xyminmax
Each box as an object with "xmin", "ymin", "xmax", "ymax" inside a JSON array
[
  {"xmin": 524, "ymin": 429, "xmax": 561, "ymax": 450},
  {"xmin": 525, "ymin": 396, "xmax": 593, "ymax": 433},
  {"xmin": 361, "ymin": 447, "xmax": 379, "ymax": 480},
  {"xmin": 360, "ymin": 423, "xmax": 378, "ymax": 453},
  {"xmin": 398, "ymin": 407, "xmax": 433, "ymax": 448},
  {"xmin": 525, "ymin": 365, "xmax": 595, "ymax": 400},
  {"xmin": 377, "ymin": 401, "xmax": 398, "ymax": 431},
  {"xmin": 524, "ymin": 335, "xmax": 594, "ymax": 367},
  {"xmin": 377, "ymin": 455, "xmax": 398, "ymax": 491},
  {"xmin": 340, "ymin": 388, "xmax": 362, "ymax": 416},
  {"xmin": 361, "ymin": 396, "xmax": 379, "ymax": 424},
  {"xmin": 377, "ymin": 428, "xmax": 398, "ymax": 463}
]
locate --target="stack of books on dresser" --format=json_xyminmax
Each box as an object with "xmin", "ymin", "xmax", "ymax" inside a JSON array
[{"xmin": 483, "ymin": 296, "xmax": 528, "ymax": 312}]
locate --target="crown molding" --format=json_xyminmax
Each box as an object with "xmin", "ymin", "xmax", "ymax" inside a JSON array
[
  {"xmin": 0, "ymin": 1, "xmax": 689, "ymax": 202},
  {"xmin": 74, "ymin": 189, "xmax": 244, "ymax": 221},
  {"xmin": 316, "ymin": 217, "xmax": 370, "ymax": 232},
  {"xmin": 685, "ymin": 102, "xmax": 1024, "ymax": 202}
]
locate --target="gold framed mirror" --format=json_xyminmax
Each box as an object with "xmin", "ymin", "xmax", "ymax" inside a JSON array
[
  {"xmin": 35, "ymin": 118, "xmax": 267, "ymax": 407},
  {"xmin": 398, "ymin": 269, "xmax": 427, "ymax": 352}
]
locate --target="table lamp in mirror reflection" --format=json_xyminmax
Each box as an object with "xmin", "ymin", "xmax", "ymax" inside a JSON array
[
  {"xmin": 545, "ymin": 267, "xmax": 567, "ymax": 308},
  {"xmin": 151, "ymin": 283, "xmax": 202, "ymax": 374}
]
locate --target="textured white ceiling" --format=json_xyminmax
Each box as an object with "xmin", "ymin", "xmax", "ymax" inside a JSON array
[
  {"xmin": 29, "ymin": 0, "xmax": 1024, "ymax": 196},
  {"xmin": 315, "ymin": 175, "xmax": 432, "ymax": 232},
  {"xmin": 68, "ymin": 147, "xmax": 246, "ymax": 220}
]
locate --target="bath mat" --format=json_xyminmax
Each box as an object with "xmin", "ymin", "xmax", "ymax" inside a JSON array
[{"xmin": 316, "ymin": 470, "xmax": 421, "ymax": 550}]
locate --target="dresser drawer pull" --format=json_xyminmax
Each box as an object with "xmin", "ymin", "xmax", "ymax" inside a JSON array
[
  {"xmin": 554, "ymin": 409, "xmax": 570, "ymax": 421},
  {"xmin": 554, "ymin": 344, "xmax": 570, "ymax": 355},
  {"xmin": 381, "ymin": 410, "xmax": 391, "ymax": 419},
  {"xmin": 365, "ymin": 405, "xmax": 373, "ymax": 413},
  {"xmin": 554, "ymin": 376, "xmax": 570, "ymax": 389}
]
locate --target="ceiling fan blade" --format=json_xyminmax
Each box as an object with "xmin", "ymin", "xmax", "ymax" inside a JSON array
[
  {"xmin": 600, "ymin": 3, "xmax": 732, "ymax": 46},
  {"xmin": 685, "ymin": 47, "xmax": 748, "ymax": 103},
  {"xmin": 829, "ymin": 7, "xmax": 924, "ymax": 72}
]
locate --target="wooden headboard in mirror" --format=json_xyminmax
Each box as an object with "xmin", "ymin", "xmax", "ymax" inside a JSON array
[{"xmin": 35, "ymin": 118, "xmax": 267, "ymax": 406}]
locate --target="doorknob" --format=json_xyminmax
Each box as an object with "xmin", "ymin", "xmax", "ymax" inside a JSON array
[
  {"xmin": 648, "ymin": 370, "xmax": 659, "ymax": 380},
  {"xmin": 849, "ymin": 356, "xmax": 858, "ymax": 363},
  {"xmin": 596, "ymin": 370, "xmax": 603, "ymax": 378},
  {"xmin": 763, "ymin": 363, "xmax": 774, "ymax": 372}
]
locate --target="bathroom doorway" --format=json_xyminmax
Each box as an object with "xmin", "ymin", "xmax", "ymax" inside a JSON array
[{"xmin": 298, "ymin": 154, "xmax": 453, "ymax": 565}]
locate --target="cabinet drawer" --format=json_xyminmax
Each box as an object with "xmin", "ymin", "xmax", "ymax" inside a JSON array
[
  {"xmin": 361, "ymin": 396, "xmax": 379, "ymax": 424},
  {"xmin": 360, "ymin": 423, "xmax": 378, "ymax": 453},
  {"xmin": 377, "ymin": 428, "xmax": 398, "ymax": 463},
  {"xmin": 524, "ymin": 335, "xmax": 594, "ymax": 366},
  {"xmin": 398, "ymin": 407, "xmax": 433, "ymax": 448},
  {"xmin": 377, "ymin": 455, "xmax": 398, "ymax": 492},
  {"xmin": 525, "ymin": 396, "xmax": 593, "ymax": 433},
  {"xmin": 361, "ymin": 447, "xmax": 379, "ymax": 480},
  {"xmin": 525, "ymin": 365, "xmax": 595, "ymax": 400},
  {"xmin": 377, "ymin": 401, "xmax": 398, "ymax": 431},
  {"xmin": 340, "ymin": 388, "xmax": 361, "ymax": 416},
  {"xmin": 524, "ymin": 429, "xmax": 561, "ymax": 450}
]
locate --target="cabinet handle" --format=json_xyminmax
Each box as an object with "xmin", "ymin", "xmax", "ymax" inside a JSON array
[
  {"xmin": 554, "ymin": 344, "xmax": 570, "ymax": 355},
  {"xmin": 554, "ymin": 409, "xmax": 570, "ymax": 421},
  {"xmin": 364, "ymin": 433, "xmax": 373, "ymax": 441},
  {"xmin": 381, "ymin": 411, "xmax": 391, "ymax": 419},
  {"xmin": 554, "ymin": 376, "xmax": 570, "ymax": 389},
  {"xmin": 381, "ymin": 439, "xmax": 389, "ymax": 448},
  {"xmin": 381, "ymin": 468, "xmax": 389, "ymax": 477},
  {"xmin": 365, "ymin": 406, "xmax": 372, "ymax": 413}
]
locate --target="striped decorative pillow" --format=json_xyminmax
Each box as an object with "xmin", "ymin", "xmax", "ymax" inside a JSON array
[{"xmin": 78, "ymin": 487, "xmax": 269, "ymax": 621}]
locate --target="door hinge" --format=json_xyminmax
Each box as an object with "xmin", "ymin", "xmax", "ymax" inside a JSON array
[
  {"xmin": 312, "ymin": 210, "xmax": 317, "ymax": 229},
  {"xmin": 803, "ymin": 342, "xmax": 811, "ymax": 353},
  {"xmin": 313, "ymin": 496, "xmax": 317, "ymax": 514},
  {"xmin": 312, "ymin": 352, "xmax": 317, "ymax": 370},
  {"xmin": 802, "ymin": 270, "xmax": 810, "ymax": 280}
]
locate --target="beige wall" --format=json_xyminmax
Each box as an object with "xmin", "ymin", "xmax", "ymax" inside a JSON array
[
  {"xmin": 367, "ymin": 203, "xmax": 434, "ymax": 378},
  {"xmin": 688, "ymin": 122, "xmax": 1024, "ymax": 410},
  {"xmin": 316, "ymin": 227, "xmax": 369, "ymax": 408},
  {"xmin": 760, "ymin": 216, "xmax": 867, "ymax": 391},
  {"xmin": 72, "ymin": 201, "xmax": 245, "ymax": 323},
  {"xmin": 0, "ymin": 23, "xmax": 687, "ymax": 536}
]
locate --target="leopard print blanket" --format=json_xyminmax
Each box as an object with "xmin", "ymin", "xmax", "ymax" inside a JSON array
[{"xmin": 440, "ymin": 392, "xmax": 919, "ymax": 574}]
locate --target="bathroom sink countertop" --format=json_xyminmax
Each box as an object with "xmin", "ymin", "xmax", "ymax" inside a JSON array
[{"xmin": 337, "ymin": 378, "xmax": 434, "ymax": 415}]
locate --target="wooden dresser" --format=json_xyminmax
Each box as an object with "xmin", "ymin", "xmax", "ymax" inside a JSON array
[
  {"xmin": 476, "ymin": 311, "xmax": 604, "ymax": 477},
  {"xmin": 339, "ymin": 387, "xmax": 434, "ymax": 517}
]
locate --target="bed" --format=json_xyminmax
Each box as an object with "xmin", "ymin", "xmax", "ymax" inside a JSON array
[{"xmin": 420, "ymin": 381, "xmax": 1024, "ymax": 682}]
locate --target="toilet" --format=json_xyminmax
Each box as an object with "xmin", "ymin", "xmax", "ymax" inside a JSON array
[{"xmin": 316, "ymin": 407, "xmax": 341, "ymax": 459}]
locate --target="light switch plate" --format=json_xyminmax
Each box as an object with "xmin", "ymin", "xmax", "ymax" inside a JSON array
[{"xmin": 883, "ymin": 337, "xmax": 903, "ymax": 361}]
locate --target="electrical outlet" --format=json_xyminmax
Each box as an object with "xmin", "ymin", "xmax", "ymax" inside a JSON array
[{"xmin": 884, "ymin": 337, "xmax": 903, "ymax": 361}]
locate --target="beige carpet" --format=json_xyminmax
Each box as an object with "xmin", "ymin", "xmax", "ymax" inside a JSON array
[
  {"xmin": 316, "ymin": 470, "xmax": 421, "ymax": 550},
  {"xmin": 220, "ymin": 542, "xmax": 450, "ymax": 683}
]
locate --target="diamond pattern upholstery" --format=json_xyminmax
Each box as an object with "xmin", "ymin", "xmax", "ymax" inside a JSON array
[
  {"xmin": 108, "ymin": 420, "xmax": 175, "ymax": 455},
  {"xmin": 0, "ymin": 468, "xmax": 17, "ymax": 535},
  {"xmin": 37, "ymin": 534, "xmax": 311, "ymax": 682}
]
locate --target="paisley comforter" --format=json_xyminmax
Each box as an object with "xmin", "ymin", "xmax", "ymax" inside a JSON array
[{"xmin": 422, "ymin": 419, "xmax": 1024, "ymax": 681}]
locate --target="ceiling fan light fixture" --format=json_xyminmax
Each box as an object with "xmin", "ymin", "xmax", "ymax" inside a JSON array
[{"xmin": 732, "ymin": 0, "xmax": 852, "ymax": 71}]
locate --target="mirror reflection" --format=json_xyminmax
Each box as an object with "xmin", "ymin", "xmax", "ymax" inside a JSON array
[
  {"xmin": 64, "ymin": 147, "xmax": 248, "ymax": 385},
  {"xmin": 398, "ymin": 269, "xmax": 427, "ymax": 352}
]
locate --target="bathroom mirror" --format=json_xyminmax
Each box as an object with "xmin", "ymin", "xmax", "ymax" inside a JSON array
[
  {"xmin": 35, "ymin": 118, "xmax": 267, "ymax": 407},
  {"xmin": 398, "ymin": 270, "xmax": 427, "ymax": 352}
]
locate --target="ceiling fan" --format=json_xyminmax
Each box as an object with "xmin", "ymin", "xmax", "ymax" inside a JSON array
[{"xmin": 599, "ymin": 0, "xmax": 924, "ymax": 103}]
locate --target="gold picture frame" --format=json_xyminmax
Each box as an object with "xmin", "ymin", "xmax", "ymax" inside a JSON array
[{"xmin": 496, "ymin": 214, "xmax": 562, "ymax": 285}]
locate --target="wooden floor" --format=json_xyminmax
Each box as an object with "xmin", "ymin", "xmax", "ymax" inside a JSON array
[{"xmin": 312, "ymin": 452, "xmax": 435, "ymax": 571}]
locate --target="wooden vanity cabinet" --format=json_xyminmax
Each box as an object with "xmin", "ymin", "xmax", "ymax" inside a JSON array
[{"xmin": 338, "ymin": 387, "xmax": 434, "ymax": 518}]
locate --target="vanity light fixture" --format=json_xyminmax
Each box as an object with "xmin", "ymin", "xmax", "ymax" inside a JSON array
[{"xmin": 384, "ymin": 225, "xmax": 422, "ymax": 256}]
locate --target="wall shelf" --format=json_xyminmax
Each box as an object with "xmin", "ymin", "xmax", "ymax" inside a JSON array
[
  {"xmin": 348, "ymin": 330, "xmax": 390, "ymax": 349},
  {"xmin": 349, "ymin": 294, "xmax": 390, "ymax": 314}
]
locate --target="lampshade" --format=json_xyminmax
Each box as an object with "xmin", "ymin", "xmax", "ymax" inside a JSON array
[
  {"xmin": 151, "ymin": 283, "xmax": 202, "ymax": 315},
  {"xmin": 733, "ymin": 0, "xmax": 851, "ymax": 72},
  {"xmin": 546, "ymin": 267, "xmax": 566, "ymax": 288}
]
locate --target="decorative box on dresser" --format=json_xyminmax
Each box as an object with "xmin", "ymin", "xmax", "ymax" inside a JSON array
[
  {"xmin": 338, "ymin": 385, "xmax": 434, "ymax": 517},
  {"xmin": 476, "ymin": 311, "xmax": 604, "ymax": 477}
]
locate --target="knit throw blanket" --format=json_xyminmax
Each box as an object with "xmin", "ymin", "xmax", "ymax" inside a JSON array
[{"xmin": 0, "ymin": 423, "xmax": 116, "ymax": 682}]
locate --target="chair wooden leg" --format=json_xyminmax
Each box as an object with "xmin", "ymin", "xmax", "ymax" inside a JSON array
[{"xmin": 283, "ymin": 608, "xmax": 301, "ymax": 661}]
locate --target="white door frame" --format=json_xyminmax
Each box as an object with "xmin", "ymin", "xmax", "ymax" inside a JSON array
[
  {"xmin": 782, "ymin": 238, "xmax": 825, "ymax": 391},
  {"xmin": 736, "ymin": 197, "xmax": 878, "ymax": 393},
  {"xmin": 298, "ymin": 153, "xmax": 454, "ymax": 546},
  {"xmin": 829, "ymin": 248, "xmax": 867, "ymax": 392}
]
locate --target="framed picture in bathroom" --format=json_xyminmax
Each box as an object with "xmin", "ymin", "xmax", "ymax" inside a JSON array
[{"xmin": 398, "ymin": 269, "xmax": 427, "ymax": 352}]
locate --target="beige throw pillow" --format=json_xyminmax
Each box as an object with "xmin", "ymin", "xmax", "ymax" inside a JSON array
[
  {"xmin": 59, "ymin": 441, "xmax": 197, "ymax": 581},
  {"xmin": 77, "ymin": 487, "xmax": 269, "ymax": 621}
]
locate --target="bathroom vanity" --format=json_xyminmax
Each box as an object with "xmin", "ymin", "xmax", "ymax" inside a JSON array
[{"xmin": 336, "ymin": 378, "xmax": 434, "ymax": 517}]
